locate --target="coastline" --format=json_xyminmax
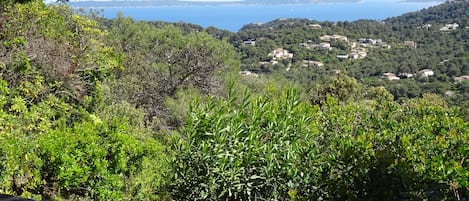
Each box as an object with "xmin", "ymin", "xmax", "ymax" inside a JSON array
[
  {"xmin": 67, "ymin": 1, "xmax": 440, "ymax": 9},
  {"xmin": 67, "ymin": 1, "xmax": 442, "ymax": 31}
]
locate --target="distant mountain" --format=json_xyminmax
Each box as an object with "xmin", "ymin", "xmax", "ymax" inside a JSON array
[{"xmin": 64, "ymin": 0, "xmax": 361, "ymax": 7}]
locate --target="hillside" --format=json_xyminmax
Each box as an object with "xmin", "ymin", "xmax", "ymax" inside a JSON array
[
  {"xmin": 228, "ymin": 0, "xmax": 469, "ymax": 118},
  {"xmin": 386, "ymin": 0, "xmax": 469, "ymax": 26},
  {"xmin": 0, "ymin": 0, "xmax": 468, "ymax": 200}
]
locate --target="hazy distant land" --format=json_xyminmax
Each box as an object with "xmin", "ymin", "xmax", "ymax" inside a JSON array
[{"xmin": 66, "ymin": 0, "xmax": 364, "ymax": 7}]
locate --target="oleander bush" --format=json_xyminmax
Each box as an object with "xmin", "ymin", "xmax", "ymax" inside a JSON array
[{"xmin": 170, "ymin": 88, "xmax": 468, "ymax": 200}]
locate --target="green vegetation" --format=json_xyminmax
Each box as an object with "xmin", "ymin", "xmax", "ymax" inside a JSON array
[
  {"xmin": 171, "ymin": 88, "xmax": 468, "ymax": 200},
  {"xmin": 103, "ymin": 14, "xmax": 238, "ymax": 128},
  {"xmin": 0, "ymin": 0, "xmax": 468, "ymax": 200},
  {"xmin": 0, "ymin": 1, "xmax": 168, "ymax": 200},
  {"xmin": 225, "ymin": 1, "xmax": 469, "ymax": 119}
]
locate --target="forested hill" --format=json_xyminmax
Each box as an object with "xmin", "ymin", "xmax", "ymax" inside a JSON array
[
  {"xmin": 385, "ymin": 0, "xmax": 469, "ymax": 26},
  {"xmin": 237, "ymin": 0, "xmax": 469, "ymax": 31},
  {"xmin": 227, "ymin": 0, "xmax": 469, "ymax": 119},
  {"xmin": 0, "ymin": 0, "xmax": 468, "ymax": 200}
]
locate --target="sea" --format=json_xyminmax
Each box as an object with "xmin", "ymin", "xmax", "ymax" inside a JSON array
[{"xmin": 76, "ymin": 1, "xmax": 442, "ymax": 32}]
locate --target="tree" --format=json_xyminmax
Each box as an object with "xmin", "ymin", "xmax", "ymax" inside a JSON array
[
  {"xmin": 106, "ymin": 15, "xmax": 238, "ymax": 125},
  {"xmin": 309, "ymin": 72, "xmax": 364, "ymax": 105}
]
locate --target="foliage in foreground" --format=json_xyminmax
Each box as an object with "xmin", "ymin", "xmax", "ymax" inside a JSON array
[
  {"xmin": 171, "ymin": 88, "xmax": 469, "ymax": 200},
  {"xmin": 0, "ymin": 1, "xmax": 169, "ymax": 200}
]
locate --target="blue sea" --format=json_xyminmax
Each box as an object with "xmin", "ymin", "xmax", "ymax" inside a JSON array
[{"xmin": 93, "ymin": 1, "xmax": 441, "ymax": 32}]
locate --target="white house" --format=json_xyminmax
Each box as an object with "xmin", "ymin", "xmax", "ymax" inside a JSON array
[
  {"xmin": 454, "ymin": 75, "xmax": 469, "ymax": 82},
  {"xmin": 309, "ymin": 24, "xmax": 322, "ymax": 29},
  {"xmin": 319, "ymin": 42, "xmax": 332, "ymax": 50},
  {"xmin": 243, "ymin": 39, "xmax": 256, "ymax": 46},
  {"xmin": 398, "ymin": 73, "xmax": 415, "ymax": 79},
  {"xmin": 421, "ymin": 23, "xmax": 432, "ymax": 30},
  {"xmin": 331, "ymin": 34, "xmax": 348, "ymax": 42},
  {"xmin": 419, "ymin": 69, "xmax": 434, "ymax": 77},
  {"xmin": 440, "ymin": 23, "xmax": 459, "ymax": 31},
  {"xmin": 268, "ymin": 48, "xmax": 293, "ymax": 60},
  {"xmin": 320, "ymin": 34, "xmax": 348, "ymax": 42},
  {"xmin": 337, "ymin": 55, "xmax": 349, "ymax": 59},
  {"xmin": 358, "ymin": 38, "xmax": 383, "ymax": 46},
  {"xmin": 302, "ymin": 60, "xmax": 324, "ymax": 67},
  {"xmin": 382, "ymin": 73, "xmax": 400, "ymax": 81}
]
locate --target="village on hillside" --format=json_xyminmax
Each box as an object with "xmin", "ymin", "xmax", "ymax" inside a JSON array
[{"xmin": 239, "ymin": 21, "xmax": 469, "ymax": 83}]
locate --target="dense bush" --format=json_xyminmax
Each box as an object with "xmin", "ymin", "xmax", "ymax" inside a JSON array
[
  {"xmin": 0, "ymin": 116, "xmax": 169, "ymax": 200},
  {"xmin": 171, "ymin": 88, "xmax": 468, "ymax": 200},
  {"xmin": 0, "ymin": 1, "xmax": 170, "ymax": 200}
]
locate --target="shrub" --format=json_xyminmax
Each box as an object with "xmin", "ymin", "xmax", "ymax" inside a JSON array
[{"xmin": 170, "ymin": 88, "xmax": 468, "ymax": 200}]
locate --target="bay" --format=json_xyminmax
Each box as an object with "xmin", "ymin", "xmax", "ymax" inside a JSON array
[{"xmin": 91, "ymin": 1, "xmax": 441, "ymax": 31}]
